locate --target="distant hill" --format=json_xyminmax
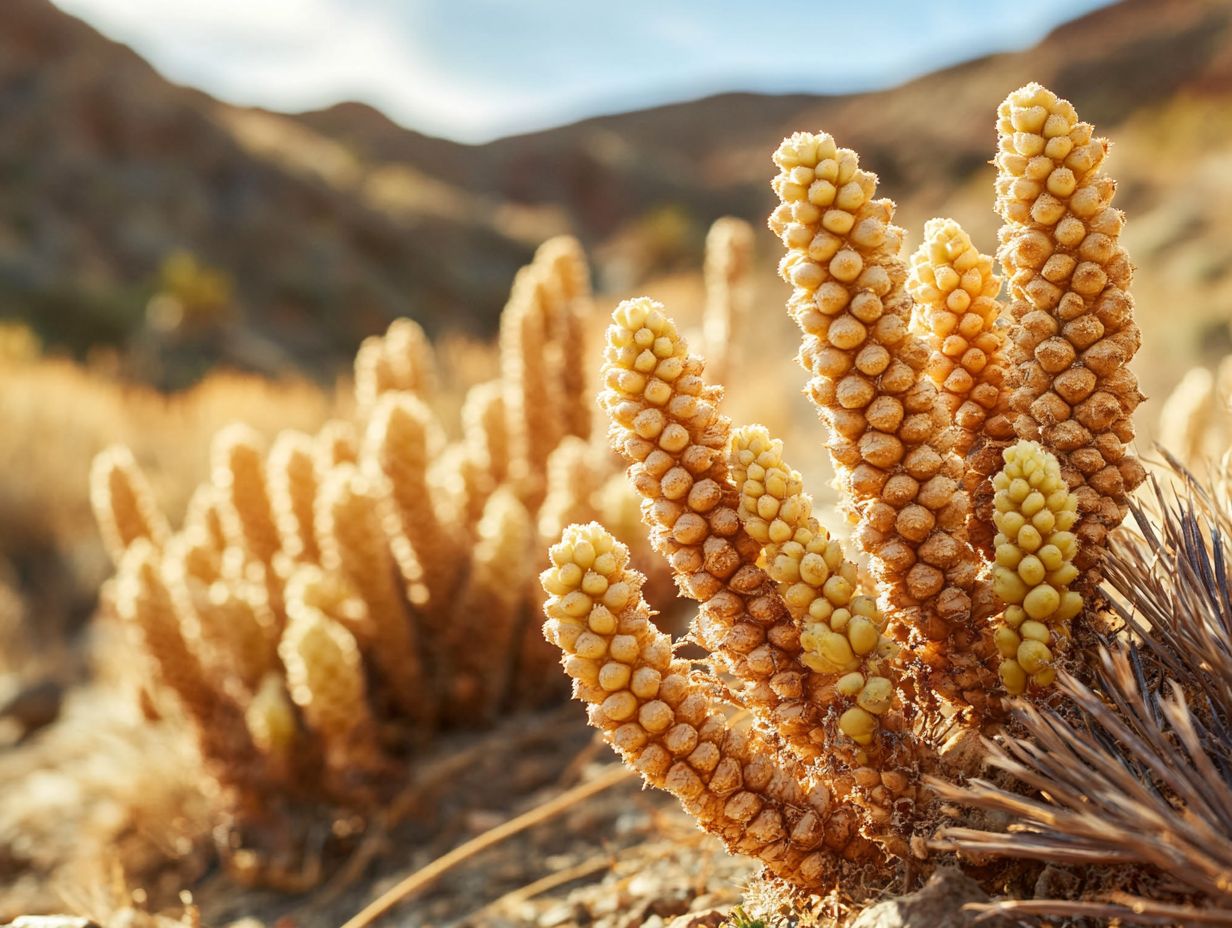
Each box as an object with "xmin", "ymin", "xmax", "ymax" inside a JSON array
[{"xmin": 2, "ymin": 0, "xmax": 1230, "ymax": 386}]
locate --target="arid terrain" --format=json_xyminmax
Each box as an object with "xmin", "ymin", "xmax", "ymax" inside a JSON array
[{"xmin": 2, "ymin": 1, "xmax": 1232, "ymax": 926}]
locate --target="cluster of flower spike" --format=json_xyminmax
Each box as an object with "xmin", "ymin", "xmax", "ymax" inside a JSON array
[
  {"xmin": 89, "ymin": 237, "xmax": 658, "ymax": 886},
  {"xmin": 544, "ymin": 84, "xmax": 1145, "ymax": 895}
]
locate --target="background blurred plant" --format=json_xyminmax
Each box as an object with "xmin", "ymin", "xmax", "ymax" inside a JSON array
[{"xmin": 86, "ymin": 237, "xmax": 679, "ymax": 887}]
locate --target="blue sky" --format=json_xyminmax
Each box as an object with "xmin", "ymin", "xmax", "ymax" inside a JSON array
[{"xmin": 52, "ymin": 0, "xmax": 1115, "ymax": 143}]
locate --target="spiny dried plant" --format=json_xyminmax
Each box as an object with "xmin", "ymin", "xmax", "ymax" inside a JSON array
[
  {"xmin": 933, "ymin": 463, "xmax": 1232, "ymax": 924},
  {"xmin": 540, "ymin": 83, "xmax": 1151, "ymax": 901},
  {"xmin": 90, "ymin": 237, "xmax": 661, "ymax": 887}
]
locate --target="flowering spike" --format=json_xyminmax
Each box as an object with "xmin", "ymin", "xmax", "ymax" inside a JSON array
[{"xmin": 995, "ymin": 83, "xmax": 1145, "ymax": 578}]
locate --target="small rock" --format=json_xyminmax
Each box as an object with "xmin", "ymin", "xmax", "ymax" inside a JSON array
[{"xmin": 849, "ymin": 868, "xmax": 1011, "ymax": 928}]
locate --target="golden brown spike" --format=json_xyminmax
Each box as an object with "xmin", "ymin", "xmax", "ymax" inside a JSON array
[
  {"xmin": 315, "ymin": 463, "xmax": 429, "ymax": 726},
  {"xmin": 1158, "ymin": 366, "xmax": 1215, "ymax": 469},
  {"xmin": 542, "ymin": 523, "xmax": 870, "ymax": 885},
  {"xmin": 314, "ymin": 419, "xmax": 359, "ymax": 472},
  {"xmin": 501, "ymin": 273, "xmax": 561, "ymax": 508},
  {"xmin": 164, "ymin": 534, "xmax": 274, "ymax": 696},
  {"xmin": 90, "ymin": 445, "xmax": 169, "ymax": 566},
  {"xmin": 537, "ymin": 436, "xmax": 603, "ymax": 543},
  {"xmin": 447, "ymin": 486, "xmax": 533, "ymax": 722},
  {"xmin": 702, "ymin": 217, "xmax": 755, "ymax": 387},
  {"xmin": 183, "ymin": 484, "xmax": 228, "ymax": 553},
  {"xmin": 908, "ymin": 218, "xmax": 1013, "ymax": 556},
  {"xmin": 282, "ymin": 566, "xmax": 387, "ymax": 792},
  {"xmin": 244, "ymin": 672, "xmax": 299, "ymax": 783},
  {"xmin": 365, "ymin": 393, "xmax": 459, "ymax": 625},
  {"xmin": 353, "ymin": 336, "xmax": 396, "ymax": 418},
  {"xmin": 267, "ymin": 430, "xmax": 320, "ymax": 563},
  {"xmin": 211, "ymin": 424, "xmax": 281, "ymax": 565},
  {"xmin": 995, "ymin": 83, "xmax": 1146, "ymax": 575},
  {"xmin": 768, "ymin": 132, "xmax": 996, "ymax": 712},
  {"xmin": 601, "ymin": 298, "xmax": 828, "ymax": 760},
  {"xmin": 115, "ymin": 540, "xmax": 263, "ymax": 806},
  {"xmin": 537, "ymin": 236, "xmax": 594, "ymax": 440},
  {"xmin": 988, "ymin": 440, "xmax": 1083, "ymax": 695},
  {"xmin": 382, "ymin": 317, "xmax": 439, "ymax": 400}
]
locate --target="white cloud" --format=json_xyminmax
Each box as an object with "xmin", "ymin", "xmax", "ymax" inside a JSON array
[{"xmin": 51, "ymin": 0, "xmax": 532, "ymax": 140}]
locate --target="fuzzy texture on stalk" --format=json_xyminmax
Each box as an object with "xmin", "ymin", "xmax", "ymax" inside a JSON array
[
  {"xmin": 90, "ymin": 445, "xmax": 170, "ymax": 566},
  {"xmin": 543, "ymin": 523, "xmax": 874, "ymax": 885},
  {"xmin": 702, "ymin": 217, "xmax": 755, "ymax": 388},
  {"xmin": 314, "ymin": 419, "xmax": 359, "ymax": 472},
  {"xmin": 353, "ymin": 318, "xmax": 438, "ymax": 416},
  {"xmin": 768, "ymin": 131, "xmax": 996, "ymax": 713},
  {"xmin": 115, "ymin": 540, "xmax": 263, "ymax": 806},
  {"xmin": 994, "ymin": 83, "xmax": 1145, "ymax": 577},
  {"xmin": 183, "ymin": 484, "xmax": 228, "ymax": 553},
  {"xmin": 601, "ymin": 297, "xmax": 831, "ymax": 760}
]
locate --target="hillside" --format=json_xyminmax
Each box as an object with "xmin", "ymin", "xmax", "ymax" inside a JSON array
[{"xmin": 2, "ymin": 0, "xmax": 1231, "ymax": 389}]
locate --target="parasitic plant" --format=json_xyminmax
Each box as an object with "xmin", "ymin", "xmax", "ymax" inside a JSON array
[
  {"xmin": 89, "ymin": 237, "xmax": 665, "ymax": 887},
  {"xmin": 540, "ymin": 83, "xmax": 1164, "ymax": 904}
]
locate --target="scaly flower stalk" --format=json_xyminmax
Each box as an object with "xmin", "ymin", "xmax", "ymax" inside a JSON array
[
  {"xmin": 281, "ymin": 566, "xmax": 387, "ymax": 797},
  {"xmin": 537, "ymin": 236, "xmax": 594, "ymax": 440},
  {"xmin": 542, "ymin": 523, "xmax": 872, "ymax": 884},
  {"xmin": 90, "ymin": 445, "xmax": 169, "ymax": 566},
  {"xmin": 211, "ymin": 424, "xmax": 281, "ymax": 566},
  {"xmin": 1158, "ymin": 366, "xmax": 1215, "ymax": 469},
  {"xmin": 537, "ymin": 436, "xmax": 603, "ymax": 543},
  {"xmin": 703, "ymin": 217, "xmax": 755, "ymax": 388},
  {"xmin": 115, "ymin": 540, "xmax": 264, "ymax": 810},
  {"xmin": 988, "ymin": 440, "xmax": 1082, "ymax": 694},
  {"xmin": 365, "ymin": 393, "xmax": 460, "ymax": 626},
  {"xmin": 768, "ymin": 132, "xmax": 996, "ymax": 712},
  {"xmin": 315, "ymin": 463, "xmax": 429, "ymax": 726},
  {"xmin": 447, "ymin": 486, "xmax": 533, "ymax": 722},
  {"xmin": 907, "ymin": 218, "xmax": 1013, "ymax": 557},
  {"xmin": 994, "ymin": 83, "xmax": 1145, "ymax": 578},
  {"xmin": 601, "ymin": 297, "xmax": 830, "ymax": 760},
  {"xmin": 267, "ymin": 430, "xmax": 320, "ymax": 563},
  {"xmin": 502, "ymin": 272, "xmax": 561, "ymax": 508}
]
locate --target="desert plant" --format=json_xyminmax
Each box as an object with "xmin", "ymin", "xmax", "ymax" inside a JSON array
[
  {"xmin": 933, "ymin": 463, "xmax": 1232, "ymax": 923},
  {"xmin": 540, "ymin": 82, "xmax": 1154, "ymax": 901},
  {"xmin": 89, "ymin": 237, "xmax": 662, "ymax": 886}
]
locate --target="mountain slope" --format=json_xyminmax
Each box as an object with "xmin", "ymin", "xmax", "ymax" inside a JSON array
[{"xmin": 2, "ymin": 0, "xmax": 1230, "ymax": 388}]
